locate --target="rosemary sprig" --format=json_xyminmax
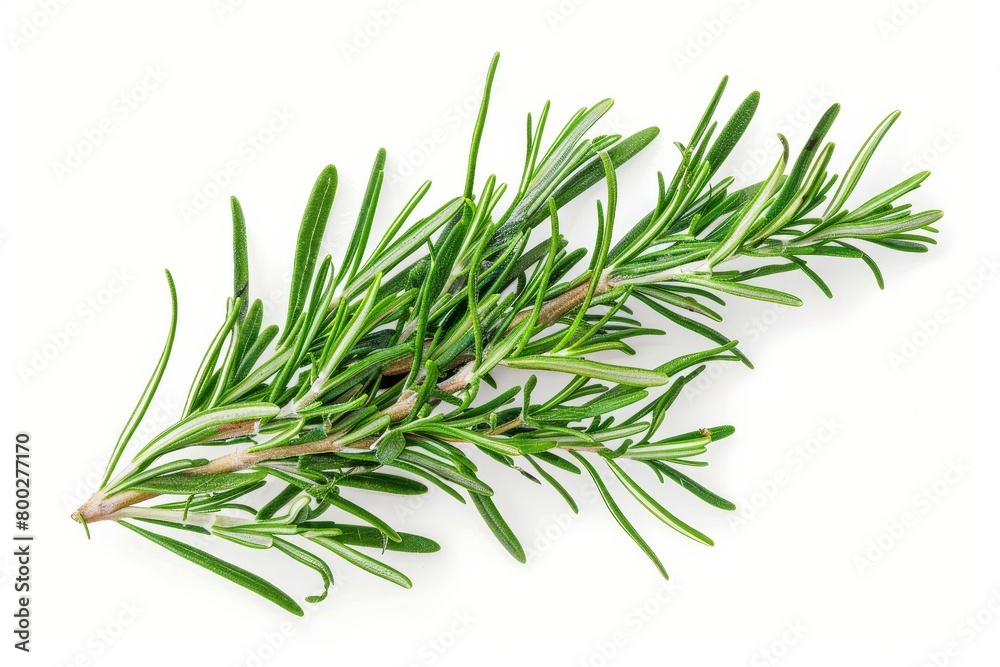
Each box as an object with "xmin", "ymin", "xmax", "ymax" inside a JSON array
[{"xmin": 73, "ymin": 54, "xmax": 941, "ymax": 614}]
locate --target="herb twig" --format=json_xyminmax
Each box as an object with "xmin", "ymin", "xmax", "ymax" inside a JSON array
[{"xmin": 73, "ymin": 54, "xmax": 940, "ymax": 613}]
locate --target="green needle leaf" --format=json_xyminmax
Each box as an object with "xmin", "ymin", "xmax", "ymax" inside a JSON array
[
  {"xmin": 705, "ymin": 89, "xmax": 760, "ymax": 179},
  {"xmin": 231, "ymin": 196, "xmax": 250, "ymax": 323},
  {"xmin": 673, "ymin": 275, "xmax": 803, "ymax": 307},
  {"xmin": 571, "ymin": 452, "xmax": 668, "ymax": 579},
  {"xmin": 336, "ymin": 150, "xmax": 385, "ymax": 288},
  {"xmin": 470, "ymin": 492, "xmax": 526, "ymax": 563},
  {"xmin": 332, "ymin": 525, "xmax": 441, "ymax": 553},
  {"xmin": 283, "ymin": 165, "xmax": 338, "ymax": 342},
  {"xmin": 100, "ymin": 270, "xmax": 178, "ymax": 489},
  {"xmin": 824, "ymin": 110, "xmax": 901, "ymax": 219},
  {"xmin": 650, "ymin": 462, "xmax": 735, "ymax": 511},
  {"xmin": 311, "ymin": 536, "xmax": 412, "ymax": 588},
  {"xmin": 504, "ymin": 356, "xmax": 671, "ymax": 387},
  {"xmin": 605, "ymin": 459, "xmax": 713, "ymax": 545},
  {"xmin": 395, "ymin": 450, "xmax": 494, "ymax": 496},
  {"xmin": 120, "ymin": 521, "xmax": 303, "ymax": 616},
  {"xmin": 526, "ymin": 455, "xmax": 578, "ymax": 513},
  {"xmin": 272, "ymin": 538, "xmax": 333, "ymax": 603},
  {"xmin": 465, "ymin": 52, "xmax": 500, "ymax": 200},
  {"xmin": 337, "ymin": 472, "xmax": 427, "ymax": 495},
  {"xmin": 706, "ymin": 134, "xmax": 788, "ymax": 268},
  {"xmin": 326, "ymin": 493, "xmax": 402, "ymax": 543},
  {"xmin": 127, "ymin": 470, "xmax": 267, "ymax": 495},
  {"xmin": 527, "ymin": 127, "xmax": 661, "ymax": 228}
]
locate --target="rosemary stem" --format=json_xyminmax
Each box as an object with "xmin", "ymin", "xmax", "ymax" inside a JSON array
[{"xmin": 73, "ymin": 279, "xmax": 606, "ymax": 525}]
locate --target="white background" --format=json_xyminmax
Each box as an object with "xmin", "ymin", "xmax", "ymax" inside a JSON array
[{"xmin": 5, "ymin": 1, "xmax": 998, "ymax": 665}]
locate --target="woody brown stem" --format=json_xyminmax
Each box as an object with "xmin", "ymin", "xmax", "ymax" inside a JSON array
[
  {"xmin": 72, "ymin": 431, "xmax": 379, "ymax": 525},
  {"xmin": 73, "ymin": 274, "xmax": 610, "ymax": 526},
  {"xmin": 509, "ymin": 274, "xmax": 609, "ymax": 329}
]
